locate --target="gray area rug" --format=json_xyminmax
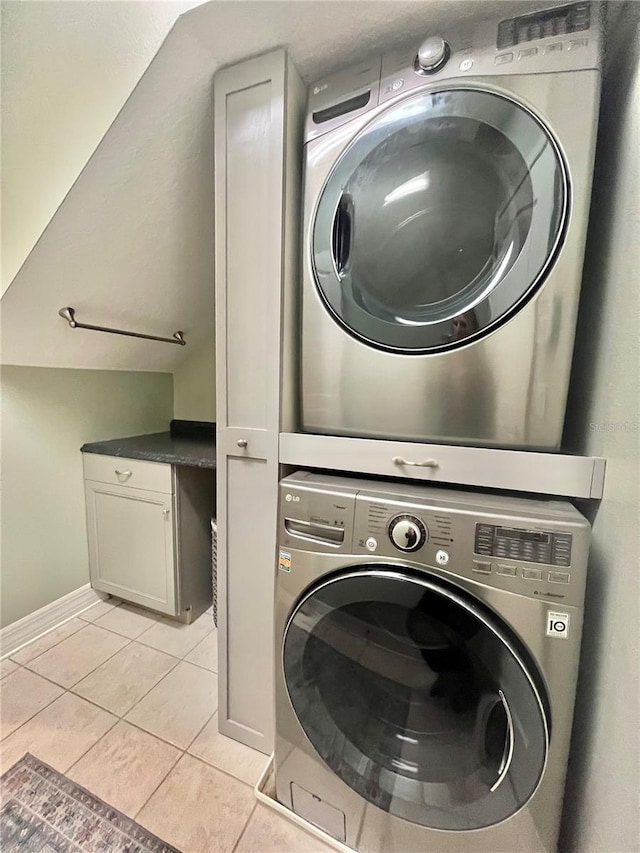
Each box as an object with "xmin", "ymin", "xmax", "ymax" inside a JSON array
[{"xmin": 0, "ymin": 754, "xmax": 180, "ymax": 853}]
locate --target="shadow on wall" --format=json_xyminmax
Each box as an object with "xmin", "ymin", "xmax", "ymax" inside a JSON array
[
  {"xmin": 558, "ymin": 535, "xmax": 608, "ymax": 851},
  {"xmin": 562, "ymin": 12, "xmax": 636, "ymax": 458},
  {"xmin": 559, "ymin": 3, "xmax": 640, "ymax": 852}
]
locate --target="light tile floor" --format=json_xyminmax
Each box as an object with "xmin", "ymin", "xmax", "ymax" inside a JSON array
[{"xmin": 0, "ymin": 598, "xmax": 333, "ymax": 853}]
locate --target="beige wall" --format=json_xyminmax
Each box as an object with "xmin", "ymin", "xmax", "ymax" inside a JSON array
[
  {"xmin": 1, "ymin": 0, "xmax": 201, "ymax": 294},
  {"xmin": 0, "ymin": 367, "xmax": 173, "ymax": 628},
  {"xmin": 173, "ymin": 337, "xmax": 216, "ymax": 422},
  {"xmin": 560, "ymin": 5, "xmax": 640, "ymax": 851}
]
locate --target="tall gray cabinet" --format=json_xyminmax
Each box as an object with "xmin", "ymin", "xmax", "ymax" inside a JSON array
[{"xmin": 214, "ymin": 49, "xmax": 304, "ymax": 754}]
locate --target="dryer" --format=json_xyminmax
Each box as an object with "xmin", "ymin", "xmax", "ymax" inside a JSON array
[
  {"xmin": 300, "ymin": 2, "xmax": 602, "ymax": 448},
  {"xmin": 274, "ymin": 471, "xmax": 590, "ymax": 852}
]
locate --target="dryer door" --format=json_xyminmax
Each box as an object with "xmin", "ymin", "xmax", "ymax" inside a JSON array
[
  {"xmin": 283, "ymin": 569, "xmax": 549, "ymax": 831},
  {"xmin": 311, "ymin": 88, "xmax": 567, "ymax": 352}
]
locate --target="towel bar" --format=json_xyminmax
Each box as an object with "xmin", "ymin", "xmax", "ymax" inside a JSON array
[{"xmin": 58, "ymin": 307, "xmax": 186, "ymax": 345}]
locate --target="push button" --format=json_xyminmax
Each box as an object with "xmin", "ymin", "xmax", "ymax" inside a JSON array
[
  {"xmin": 522, "ymin": 568, "xmax": 543, "ymax": 580},
  {"xmin": 496, "ymin": 564, "xmax": 517, "ymax": 576},
  {"xmin": 495, "ymin": 52, "xmax": 514, "ymax": 65},
  {"xmin": 569, "ymin": 38, "xmax": 589, "ymax": 50},
  {"xmin": 472, "ymin": 561, "xmax": 491, "ymax": 574},
  {"xmin": 549, "ymin": 571, "xmax": 570, "ymax": 584}
]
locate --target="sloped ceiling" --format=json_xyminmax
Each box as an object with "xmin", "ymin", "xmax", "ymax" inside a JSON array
[
  {"xmin": 184, "ymin": 0, "xmax": 542, "ymax": 83},
  {"xmin": 1, "ymin": 0, "xmax": 204, "ymax": 296},
  {"xmin": 1, "ymin": 0, "xmax": 540, "ymax": 373}
]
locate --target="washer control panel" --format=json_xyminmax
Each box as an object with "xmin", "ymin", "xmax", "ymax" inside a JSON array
[
  {"xmin": 388, "ymin": 515, "xmax": 427, "ymax": 552},
  {"xmin": 474, "ymin": 523, "xmax": 572, "ymax": 566},
  {"xmin": 278, "ymin": 472, "xmax": 590, "ymax": 608}
]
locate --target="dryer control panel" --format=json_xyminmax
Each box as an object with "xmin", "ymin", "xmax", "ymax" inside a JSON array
[
  {"xmin": 278, "ymin": 472, "xmax": 590, "ymax": 608},
  {"xmin": 305, "ymin": 1, "xmax": 602, "ymax": 142}
]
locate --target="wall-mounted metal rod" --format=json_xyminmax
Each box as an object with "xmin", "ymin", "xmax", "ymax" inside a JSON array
[{"xmin": 58, "ymin": 307, "xmax": 186, "ymax": 346}]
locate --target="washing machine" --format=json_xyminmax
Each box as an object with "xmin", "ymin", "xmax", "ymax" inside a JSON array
[
  {"xmin": 274, "ymin": 471, "xmax": 590, "ymax": 852},
  {"xmin": 301, "ymin": 2, "xmax": 602, "ymax": 449}
]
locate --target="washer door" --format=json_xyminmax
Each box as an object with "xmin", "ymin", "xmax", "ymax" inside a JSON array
[
  {"xmin": 283, "ymin": 569, "xmax": 549, "ymax": 831},
  {"xmin": 311, "ymin": 88, "xmax": 567, "ymax": 352}
]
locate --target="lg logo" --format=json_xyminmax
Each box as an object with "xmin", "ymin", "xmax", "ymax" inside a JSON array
[
  {"xmin": 546, "ymin": 611, "xmax": 570, "ymax": 639},
  {"xmin": 285, "ymin": 494, "xmax": 300, "ymax": 503}
]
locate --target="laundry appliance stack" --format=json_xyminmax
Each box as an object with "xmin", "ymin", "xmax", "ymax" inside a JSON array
[{"xmin": 272, "ymin": 3, "xmax": 603, "ymax": 852}]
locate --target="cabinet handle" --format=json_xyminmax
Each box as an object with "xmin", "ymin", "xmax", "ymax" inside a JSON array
[
  {"xmin": 237, "ymin": 439, "xmax": 248, "ymax": 448},
  {"xmin": 163, "ymin": 508, "xmax": 170, "ymax": 518},
  {"xmin": 115, "ymin": 469, "xmax": 132, "ymax": 480},
  {"xmin": 392, "ymin": 456, "xmax": 439, "ymax": 469}
]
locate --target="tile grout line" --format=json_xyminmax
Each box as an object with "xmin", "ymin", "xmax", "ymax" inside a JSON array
[
  {"xmin": 0, "ymin": 685, "xmax": 63, "ymax": 747},
  {"xmin": 8, "ymin": 601, "xmax": 213, "ymax": 667},
  {"xmin": 109, "ymin": 656, "xmax": 186, "ymax": 728},
  {"xmin": 64, "ymin": 714, "xmax": 164, "ymax": 778},
  {"xmin": 121, "ymin": 666, "xmax": 218, "ymax": 751},
  {"xmin": 0, "ymin": 652, "xmax": 129, "ymax": 749},
  {"xmin": 17, "ymin": 604, "xmax": 206, "ymax": 691},
  {"xmin": 2, "ymin": 609, "xmax": 218, "ymax": 775},
  {"xmin": 231, "ymin": 802, "xmax": 259, "ymax": 853},
  {"xmin": 135, "ymin": 625, "xmax": 215, "ymax": 659},
  {"xmin": 131, "ymin": 748, "xmax": 258, "ymax": 827},
  {"xmin": 49, "ymin": 691, "xmax": 120, "ymax": 775},
  {"xmin": 3, "ymin": 668, "xmax": 214, "ymax": 756},
  {"xmin": 18, "ymin": 635, "xmax": 214, "ymax": 752},
  {"xmin": 180, "ymin": 706, "xmax": 270, "ymax": 788},
  {"xmin": 132, "ymin": 748, "xmax": 187, "ymax": 822},
  {"xmin": 3, "ymin": 693, "xmax": 261, "ymax": 820},
  {"xmin": 62, "ymin": 637, "xmax": 215, "ymax": 750},
  {"xmin": 12, "ymin": 601, "xmax": 180, "ymax": 667},
  {"xmin": 6, "ymin": 597, "xmax": 122, "ymax": 663},
  {"xmin": 66, "ymin": 667, "xmax": 179, "ymax": 725},
  {"xmin": 9, "ymin": 619, "xmax": 89, "ymax": 666},
  {"xmin": 70, "ymin": 646, "xmax": 183, "ymax": 716},
  {"xmin": 20, "ymin": 636, "xmax": 135, "ymax": 691},
  {"xmin": 180, "ymin": 655, "xmax": 218, "ymax": 675},
  {"xmin": 183, "ymin": 709, "xmax": 217, "ymax": 754},
  {"xmin": 60, "ymin": 641, "xmax": 186, "ymax": 733},
  {"xmin": 120, "ymin": 717, "xmax": 205, "ymax": 759},
  {"xmin": 83, "ymin": 612, "xmax": 165, "ymax": 644},
  {"xmin": 62, "ymin": 717, "xmax": 184, "ymax": 821},
  {"xmin": 66, "ymin": 664, "xmax": 194, "ymax": 781}
]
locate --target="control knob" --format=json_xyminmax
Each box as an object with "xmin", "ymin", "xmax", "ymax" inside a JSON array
[
  {"xmin": 415, "ymin": 36, "xmax": 450, "ymax": 74},
  {"xmin": 389, "ymin": 515, "xmax": 427, "ymax": 552}
]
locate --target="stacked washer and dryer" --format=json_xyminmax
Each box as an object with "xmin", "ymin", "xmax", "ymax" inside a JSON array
[{"xmin": 274, "ymin": 3, "xmax": 600, "ymax": 851}]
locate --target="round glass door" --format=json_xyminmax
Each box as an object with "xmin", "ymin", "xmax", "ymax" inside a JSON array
[
  {"xmin": 312, "ymin": 88, "xmax": 567, "ymax": 351},
  {"xmin": 283, "ymin": 570, "xmax": 549, "ymax": 831}
]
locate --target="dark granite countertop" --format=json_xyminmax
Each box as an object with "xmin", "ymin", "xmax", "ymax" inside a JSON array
[{"xmin": 81, "ymin": 422, "xmax": 216, "ymax": 469}]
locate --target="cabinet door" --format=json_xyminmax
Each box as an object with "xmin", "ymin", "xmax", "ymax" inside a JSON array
[
  {"xmin": 219, "ymin": 451, "xmax": 278, "ymax": 748},
  {"xmin": 214, "ymin": 49, "xmax": 304, "ymax": 753},
  {"xmin": 85, "ymin": 480, "xmax": 177, "ymax": 615}
]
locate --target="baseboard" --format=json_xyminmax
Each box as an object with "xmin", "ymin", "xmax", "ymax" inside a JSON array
[{"xmin": 0, "ymin": 585, "xmax": 106, "ymax": 659}]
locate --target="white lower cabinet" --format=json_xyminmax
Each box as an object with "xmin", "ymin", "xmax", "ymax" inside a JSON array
[
  {"xmin": 85, "ymin": 480, "xmax": 177, "ymax": 615},
  {"xmin": 83, "ymin": 453, "xmax": 215, "ymax": 622}
]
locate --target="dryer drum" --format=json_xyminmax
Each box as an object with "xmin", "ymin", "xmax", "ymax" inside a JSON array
[
  {"xmin": 311, "ymin": 88, "xmax": 568, "ymax": 354},
  {"xmin": 283, "ymin": 569, "xmax": 549, "ymax": 831}
]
